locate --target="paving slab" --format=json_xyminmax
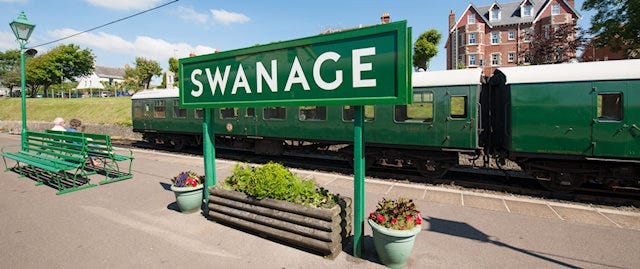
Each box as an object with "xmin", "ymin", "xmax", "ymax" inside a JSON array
[
  {"xmin": 601, "ymin": 212, "xmax": 640, "ymax": 230},
  {"xmin": 386, "ymin": 185, "xmax": 425, "ymax": 200},
  {"xmin": 505, "ymin": 200, "xmax": 559, "ymax": 219},
  {"xmin": 424, "ymin": 190, "xmax": 462, "ymax": 206},
  {"xmin": 463, "ymin": 195, "xmax": 509, "ymax": 212},
  {"xmin": 551, "ymin": 206, "xmax": 619, "ymax": 227}
]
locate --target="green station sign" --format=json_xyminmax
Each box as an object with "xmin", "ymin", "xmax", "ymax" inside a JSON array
[{"xmin": 179, "ymin": 21, "xmax": 410, "ymax": 108}]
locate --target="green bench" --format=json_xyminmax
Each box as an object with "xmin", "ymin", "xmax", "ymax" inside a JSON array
[
  {"xmin": 1, "ymin": 131, "xmax": 96, "ymax": 195},
  {"xmin": 45, "ymin": 130, "xmax": 134, "ymax": 184}
]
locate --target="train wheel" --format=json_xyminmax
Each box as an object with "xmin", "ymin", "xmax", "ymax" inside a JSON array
[{"xmin": 415, "ymin": 159, "xmax": 449, "ymax": 179}]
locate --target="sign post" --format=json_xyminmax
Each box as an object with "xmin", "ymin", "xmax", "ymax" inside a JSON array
[{"xmin": 179, "ymin": 21, "xmax": 410, "ymax": 258}]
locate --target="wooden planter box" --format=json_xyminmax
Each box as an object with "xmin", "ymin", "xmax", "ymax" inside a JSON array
[{"xmin": 208, "ymin": 187, "xmax": 352, "ymax": 258}]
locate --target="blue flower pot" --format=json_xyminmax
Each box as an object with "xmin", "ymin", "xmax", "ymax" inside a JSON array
[
  {"xmin": 368, "ymin": 219, "xmax": 421, "ymax": 269},
  {"xmin": 171, "ymin": 184, "xmax": 203, "ymax": 213}
]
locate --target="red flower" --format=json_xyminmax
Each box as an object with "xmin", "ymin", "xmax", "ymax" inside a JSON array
[
  {"xmin": 376, "ymin": 214, "xmax": 385, "ymax": 223},
  {"xmin": 415, "ymin": 213, "xmax": 423, "ymax": 225},
  {"xmin": 369, "ymin": 212, "xmax": 375, "ymax": 220},
  {"xmin": 406, "ymin": 215, "xmax": 413, "ymax": 222},
  {"xmin": 391, "ymin": 218, "xmax": 398, "ymax": 224}
]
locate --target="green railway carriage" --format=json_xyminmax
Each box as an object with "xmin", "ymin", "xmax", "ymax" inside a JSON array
[
  {"xmin": 132, "ymin": 69, "xmax": 484, "ymax": 177},
  {"xmin": 490, "ymin": 59, "xmax": 640, "ymax": 190}
]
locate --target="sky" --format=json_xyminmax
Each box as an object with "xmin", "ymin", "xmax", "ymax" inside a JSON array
[{"xmin": 0, "ymin": 0, "xmax": 595, "ymax": 84}]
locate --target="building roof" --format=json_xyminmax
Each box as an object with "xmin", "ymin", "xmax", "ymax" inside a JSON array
[
  {"xmin": 95, "ymin": 66, "xmax": 125, "ymax": 80},
  {"xmin": 496, "ymin": 59, "xmax": 640, "ymax": 84},
  {"xmin": 452, "ymin": 0, "xmax": 581, "ymax": 32}
]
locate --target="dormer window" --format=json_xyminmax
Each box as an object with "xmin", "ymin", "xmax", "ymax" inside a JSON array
[
  {"xmin": 490, "ymin": 8, "xmax": 501, "ymax": 21},
  {"xmin": 522, "ymin": 5, "xmax": 533, "ymax": 17}
]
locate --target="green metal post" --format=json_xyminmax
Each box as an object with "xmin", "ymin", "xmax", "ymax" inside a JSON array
[
  {"xmin": 202, "ymin": 108, "xmax": 216, "ymax": 214},
  {"xmin": 19, "ymin": 43, "xmax": 26, "ymax": 150},
  {"xmin": 353, "ymin": 105, "xmax": 365, "ymax": 257}
]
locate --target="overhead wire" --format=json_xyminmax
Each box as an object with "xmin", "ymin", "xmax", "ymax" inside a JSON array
[{"xmin": 29, "ymin": 0, "xmax": 179, "ymax": 49}]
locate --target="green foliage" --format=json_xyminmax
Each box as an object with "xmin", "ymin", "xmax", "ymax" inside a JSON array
[
  {"xmin": 124, "ymin": 57, "xmax": 162, "ymax": 90},
  {"xmin": 583, "ymin": 0, "xmax": 640, "ymax": 58},
  {"xmin": 25, "ymin": 44, "xmax": 95, "ymax": 97},
  {"xmin": 413, "ymin": 29, "xmax": 441, "ymax": 71},
  {"xmin": 223, "ymin": 162, "xmax": 338, "ymax": 208}
]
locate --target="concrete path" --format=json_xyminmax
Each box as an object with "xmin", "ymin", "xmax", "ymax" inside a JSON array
[{"xmin": 0, "ymin": 133, "xmax": 638, "ymax": 268}]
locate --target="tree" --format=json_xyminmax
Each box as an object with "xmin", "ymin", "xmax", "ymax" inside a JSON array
[
  {"xmin": 413, "ymin": 29, "xmax": 441, "ymax": 71},
  {"xmin": 25, "ymin": 44, "xmax": 94, "ymax": 97},
  {"xmin": 520, "ymin": 22, "xmax": 585, "ymax": 65},
  {"xmin": 168, "ymin": 57, "xmax": 179, "ymax": 87},
  {"xmin": 0, "ymin": 49, "xmax": 20, "ymax": 96},
  {"xmin": 124, "ymin": 57, "xmax": 162, "ymax": 90},
  {"xmin": 583, "ymin": 0, "xmax": 640, "ymax": 58}
]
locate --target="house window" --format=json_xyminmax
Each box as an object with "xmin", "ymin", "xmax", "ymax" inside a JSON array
[
  {"xmin": 153, "ymin": 100, "xmax": 166, "ymax": 118},
  {"xmin": 480, "ymin": 59, "xmax": 485, "ymax": 66},
  {"xmin": 395, "ymin": 91, "xmax": 433, "ymax": 122},
  {"xmin": 468, "ymin": 33, "xmax": 477, "ymax": 44},
  {"xmin": 299, "ymin": 106, "xmax": 327, "ymax": 121},
  {"xmin": 598, "ymin": 93, "xmax": 623, "ymax": 121},
  {"xmin": 491, "ymin": 31, "xmax": 500, "ymax": 44},
  {"xmin": 523, "ymin": 5, "xmax": 533, "ymax": 17},
  {"xmin": 467, "ymin": 14, "xmax": 475, "ymax": 24},
  {"xmin": 491, "ymin": 53, "xmax": 500, "ymax": 66},
  {"xmin": 508, "ymin": 30, "xmax": 515, "ymax": 40},
  {"xmin": 263, "ymin": 107, "xmax": 286, "ymax": 120},
  {"xmin": 508, "ymin": 52, "xmax": 515, "ymax": 62},
  {"xmin": 552, "ymin": 4, "xmax": 561, "ymax": 15},
  {"xmin": 220, "ymin": 108, "xmax": 238, "ymax": 119},
  {"xmin": 523, "ymin": 28, "xmax": 533, "ymax": 42},
  {"xmin": 459, "ymin": 33, "xmax": 465, "ymax": 46},
  {"xmin": 342, "ymin": 106, "xmax": 375, "ymax": 121},
  {"xmin": 544, "ymin": 25, "xmax": 550, "ymax": 39},
  {"xmin": 450, "ymin": 96, "xmax": 468, "ymax": 119},
  {"xmin": 469, "ymin": 54, "xmax": 477, "ymax": 66},
  {"xmin": 490, "ymin": 9, "xmax": 500, "ymax": 21}
]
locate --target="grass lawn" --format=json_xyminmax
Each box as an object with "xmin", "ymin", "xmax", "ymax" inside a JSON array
[{"xmin": 0, "ymin": 97, "xmax": 132, "ymax": 126}]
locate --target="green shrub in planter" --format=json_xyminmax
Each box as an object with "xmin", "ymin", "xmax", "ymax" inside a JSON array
[{"xmin": 222, "ymin": 162, "xmax": 337, "ymax": 208}]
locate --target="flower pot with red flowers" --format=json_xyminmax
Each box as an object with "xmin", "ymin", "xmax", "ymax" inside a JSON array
[
  {"xmin": 368, "ymin": 197, "xmax": 422, "ymax": 269},
  {"xmin": 171, "ymin": 171, "xmax": 204, "ymax": 213}
]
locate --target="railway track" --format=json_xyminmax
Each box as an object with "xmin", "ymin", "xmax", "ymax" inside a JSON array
[{"xmin": 115, "ymin": 139, "xmax": 640, "ymax": 208}]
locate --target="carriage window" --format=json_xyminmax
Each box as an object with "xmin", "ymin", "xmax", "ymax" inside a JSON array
[
  {"xmin": 134, "ymin": 103, "xmax": 142, "ymax": 118},
  {"xmin": 173, "ymin": 100, "xmax": 187, "ymax": 118},
  {"xmin": 450, "ymin": 96, "xmax": 468, "ymax": 118},
  {"xmin": 264, "ymin": 107, "xmax": 286, "ymax": 120},
  {"xmin": 220, "ymin": 108, "xmax": 238, "ymax": 119},
  {"xmin": 342, "ymin": 106, "xmax": 375, "ymax": 121},
  {"xmin": 598, "ymin": 93, "xmax": 622, "ymax": 121},
  {"xmin": 395, "ymin": 92, "xmax": 433, "ymax": 122},
  {"xmin": 194, "ymin": 108, "xmax": 204, "ymax": 119},
  {"xmin": 153, "ymin": 100, "xmax": 166, "ymax": 118},
  {"xmin": 299, "ymin": 106, "xmax": 327, "ymax": 121},
  {"xmin": 144, "ymin": 104, "xmax": 150, "ymax": 117},
  {"xmin": 246, "ymin": 108, "xmax": 255, "ymax": 117}
]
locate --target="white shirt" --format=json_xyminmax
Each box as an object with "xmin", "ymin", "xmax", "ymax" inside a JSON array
[{"xmin": 51, "ymin": 125, "xmax": 66, "ymax": 131}]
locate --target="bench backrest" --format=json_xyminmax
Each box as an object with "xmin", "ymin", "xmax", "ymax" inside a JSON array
[
  {"xmin": 45, "ymin": 130, "xmax": 113, "ymax": 154},
  {"xmin": 25, "ymin": 131, "xmax": 88, "ymax": 163}
]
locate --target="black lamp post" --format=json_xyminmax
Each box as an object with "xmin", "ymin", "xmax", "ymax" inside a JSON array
[{"xmin": 9, "ymin": 11, "xmax": 36, "ymax": 149}]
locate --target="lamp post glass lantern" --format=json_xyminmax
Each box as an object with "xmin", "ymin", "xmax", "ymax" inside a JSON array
[{"xmin": 9, "ymin": 11, "xmax": 36, "ymax": 149}]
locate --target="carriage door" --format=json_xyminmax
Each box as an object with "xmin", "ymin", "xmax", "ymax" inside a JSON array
[
  {"xmin": 444, "ymin": 87, "xmax": 473, "ymax": 148},
  {"xmin": 591, "ymin": 82, "xmax": 629, "ymax": 157}
]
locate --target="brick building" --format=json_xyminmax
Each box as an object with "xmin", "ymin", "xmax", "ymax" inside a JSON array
[{"xmin": 446, "ymin": 0, "xmax": 581, "ymax": 75}]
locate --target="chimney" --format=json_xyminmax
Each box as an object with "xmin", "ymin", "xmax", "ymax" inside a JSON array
[
  {"xmin": 449, "ymin": 10, "xmax": 455, "ymax": 30},
  {"xmin": 380, "ymin": 12, "xmax": 391, "ymax": 24}
]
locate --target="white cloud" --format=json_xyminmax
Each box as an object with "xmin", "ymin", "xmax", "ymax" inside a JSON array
[
  {"xmin": 83, "ymin": 0, "xmax": 160, "ymax": 11},
  {"xmin": 46, "ymin": 28, "xmax": 218, "ymax": 63},
  {"xmin": 0, "ymin": 0, "xmax": 27, "ymax": 3},
  {"xmin": 0, "ymin": 31, "xmax": 19, "ymax": 51},
  {"xmin": 211, "ymin": 9, "xmax": 250, "ymax": 25},
  {"xmin": 176, "ymin": 6, "xmax": 209, "ymax": 25}
]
